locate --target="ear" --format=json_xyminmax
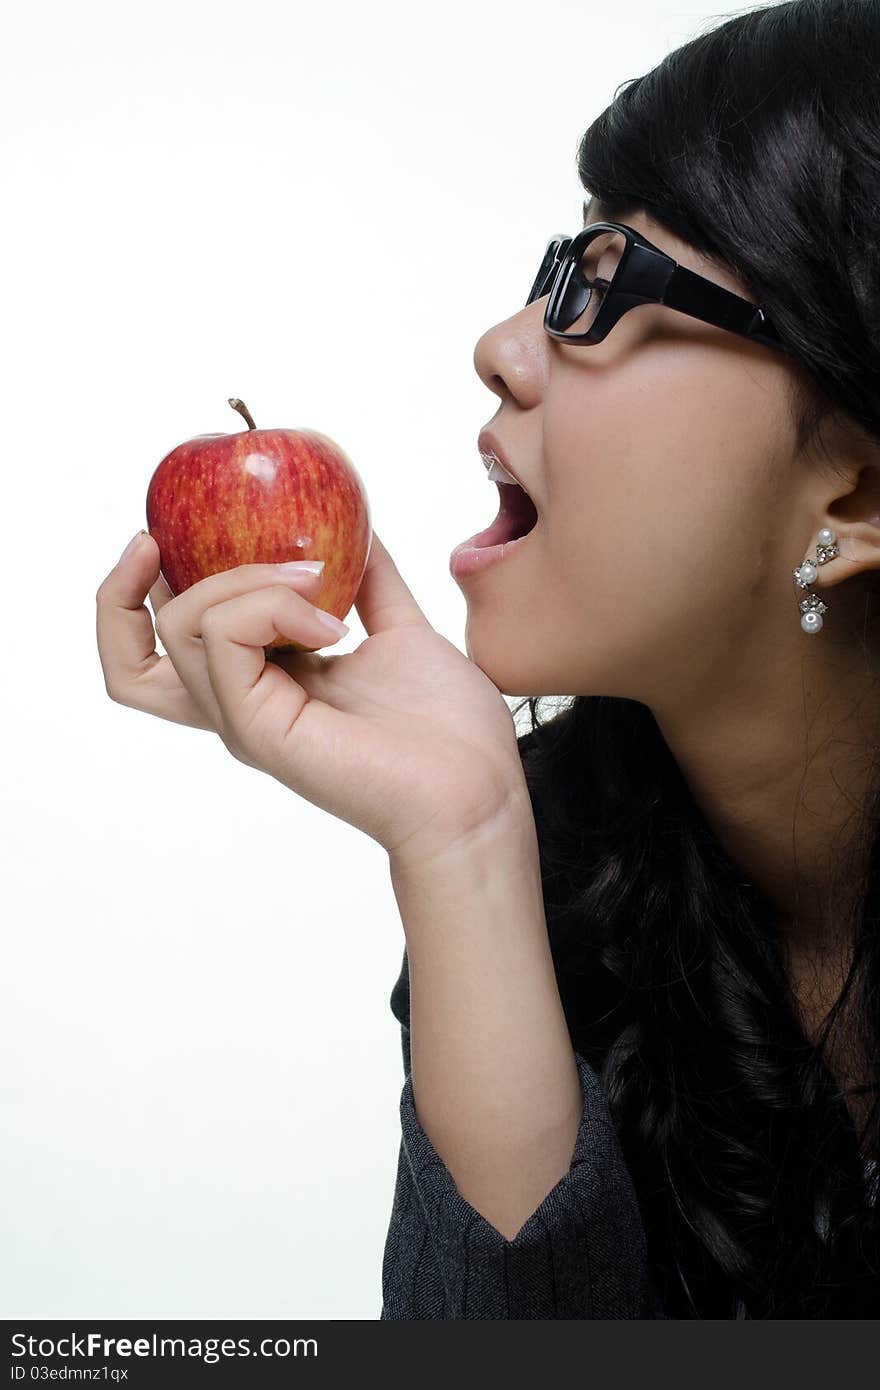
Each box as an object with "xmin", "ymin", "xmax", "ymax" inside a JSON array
[{"xmin": 801, "ymin": 455, "xmax": 880, "ymax": 592}]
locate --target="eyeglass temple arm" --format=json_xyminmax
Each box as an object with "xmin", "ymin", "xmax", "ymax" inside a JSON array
[{"xmin": 664, "ymin": 262, "xmax": 792, "ymax": 355}]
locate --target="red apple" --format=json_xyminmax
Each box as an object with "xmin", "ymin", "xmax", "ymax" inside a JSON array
[{"xmin": 145, "ymin": 398, "xmax": 371, "ymax": 652}]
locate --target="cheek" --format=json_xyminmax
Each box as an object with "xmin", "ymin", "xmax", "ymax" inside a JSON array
[{"xmin": 542, "ymin": 355, "xmax": 789, "ymax": 685}]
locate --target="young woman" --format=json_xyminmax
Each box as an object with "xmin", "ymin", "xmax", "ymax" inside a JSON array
[{"xmin": 97, "ymin": 0, "xmax": 879, "ymax": 1318}]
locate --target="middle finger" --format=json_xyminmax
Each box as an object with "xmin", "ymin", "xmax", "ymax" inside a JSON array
[{"xmin": 155, "ymin": 562, "xmax": 326, "ymax": 730}]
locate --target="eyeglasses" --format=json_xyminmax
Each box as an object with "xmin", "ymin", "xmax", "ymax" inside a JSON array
[{"xmin": 526, "ymin": 221, "xmax": 793, "ymax": 357}]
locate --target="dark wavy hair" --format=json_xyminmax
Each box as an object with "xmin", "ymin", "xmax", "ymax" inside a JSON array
[{"xmin": 514, "ymin": 0, "xmax": 880, "ymax": 1317}]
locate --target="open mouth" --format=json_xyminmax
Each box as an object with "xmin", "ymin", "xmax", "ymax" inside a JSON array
[{"xmin": 468, "ymin": 482, "xmax": 540, "ymax": 548}]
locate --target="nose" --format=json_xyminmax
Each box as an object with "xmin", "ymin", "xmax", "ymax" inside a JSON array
[{"xmin": 472, "ymin": 299, "xmax": 548, "ymax": 409}]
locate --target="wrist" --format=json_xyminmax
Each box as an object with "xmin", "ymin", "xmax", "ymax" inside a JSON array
[{"xmin": 388, "ymin": 784, "xmax": 539, "ymax": 886}]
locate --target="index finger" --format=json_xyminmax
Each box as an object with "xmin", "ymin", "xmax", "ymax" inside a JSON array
[
  {"xmin": 95, "ymin": 531, "xmax": 166, "ymax": 691},
  {"xmin": 354, "ymin": 531, "xmax": 432, "ymax": 636}
]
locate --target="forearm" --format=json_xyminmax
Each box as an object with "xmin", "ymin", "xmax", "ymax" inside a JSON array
[{"xmin": 388, "ymin": 798, "xmax": 582, "ymax": 1243}]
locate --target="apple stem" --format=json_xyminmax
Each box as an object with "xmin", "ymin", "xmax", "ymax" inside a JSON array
[{"xmin": 228, "ymin": 397, "xmax": 257, "ymax": 430}]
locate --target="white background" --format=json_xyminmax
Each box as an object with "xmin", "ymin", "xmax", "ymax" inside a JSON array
[{"xmin": 2, "ymin": 0, "xmax": 739, "ymax": 1319}]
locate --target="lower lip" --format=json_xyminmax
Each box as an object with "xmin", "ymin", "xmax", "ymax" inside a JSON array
[{"xmin": 449, "ymin": 515, "xmax": 539, "ymax": 581}]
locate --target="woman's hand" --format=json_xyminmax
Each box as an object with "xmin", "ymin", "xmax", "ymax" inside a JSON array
[{"xmin": 96, "ymin": 530, "xmax": 533, "ymax": 866}]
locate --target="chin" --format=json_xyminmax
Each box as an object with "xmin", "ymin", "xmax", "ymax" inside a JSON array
[{"xmin": 462, "ymin": 623, "xmax": 534, "ymax": 696}]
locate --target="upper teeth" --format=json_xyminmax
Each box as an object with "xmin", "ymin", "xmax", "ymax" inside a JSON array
[{"xmin": 480, "ymin": 450, "xmax": 520, "ymax": 487}]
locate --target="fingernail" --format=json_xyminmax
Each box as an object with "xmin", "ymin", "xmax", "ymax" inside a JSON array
[
  {"xmin": 276, "ymin": 560, "xmax": 325, "ymax": 576},
  {"xmin": 312, "ymin": 607, "xmax": 349, "ymax": 637},
  {"xmin": 119, "ymin": 530, "xmax": 148, "ymax": 563}
]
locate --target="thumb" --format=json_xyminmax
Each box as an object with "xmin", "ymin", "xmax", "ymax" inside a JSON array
[{"xmin": 354, "ymin": 531, "xmax": 432, "ymax": 635}]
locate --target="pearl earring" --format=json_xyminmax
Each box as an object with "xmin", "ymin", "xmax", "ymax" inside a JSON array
[{"xmin": 792, "ymin": 527, "xmax": 839, "ymax": 634}]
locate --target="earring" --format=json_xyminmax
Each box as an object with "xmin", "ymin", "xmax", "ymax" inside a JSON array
[{"xmin": 792, "ymin": 527, "xmax": 839, "ymax": 633}]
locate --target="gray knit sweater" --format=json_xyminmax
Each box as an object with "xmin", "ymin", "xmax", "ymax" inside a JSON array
[{"xmin": 379, "ymin": 944, "xmax": 668, "ymax": 1319}]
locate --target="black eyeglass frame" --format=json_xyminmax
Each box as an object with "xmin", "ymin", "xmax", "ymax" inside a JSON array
[{"xmin": 526, "ymin": 222, "xmax": 793, "ymax": 357}]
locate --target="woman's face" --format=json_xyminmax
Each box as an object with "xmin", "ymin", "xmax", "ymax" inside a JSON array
[{"xmin": 461, "ymin": 204, "xmax": 807, "ymax": 705}]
